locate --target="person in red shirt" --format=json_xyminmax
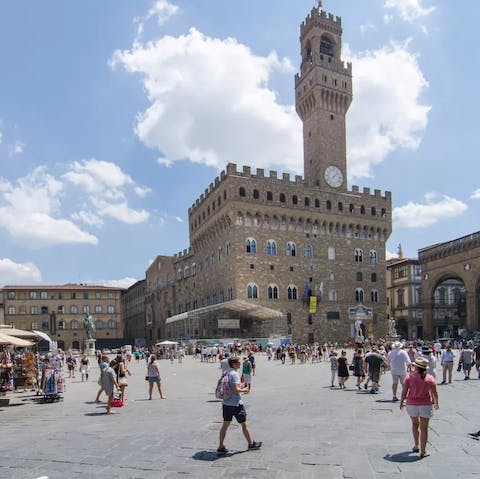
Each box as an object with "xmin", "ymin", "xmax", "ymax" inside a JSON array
[{"xmin": 400, "ymin": 357, "xmax": 439, "ymax": 458}]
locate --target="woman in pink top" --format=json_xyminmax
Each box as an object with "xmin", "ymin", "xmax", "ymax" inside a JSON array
[{"xmin": 400, "ymin": 357, "xmax": 439, "ymax": 458}]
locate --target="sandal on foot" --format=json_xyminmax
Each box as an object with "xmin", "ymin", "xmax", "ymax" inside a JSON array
[
  {"xmin": 412, "ymin": 447, "xmax": 419, "ymax": 453},
  {"xmin": 420, "ymin": 452, "xmax": 430, "ymax": 458}
]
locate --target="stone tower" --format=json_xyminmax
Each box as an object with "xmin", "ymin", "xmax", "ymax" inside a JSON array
[{"xmin": 295, "ymin": 4, "xmax": 352, "ymax": 189}]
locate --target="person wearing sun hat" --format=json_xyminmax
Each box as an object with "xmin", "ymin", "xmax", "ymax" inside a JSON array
[{"xmin": 400, "ymin": 357, "xmax": 439, "ymax": 458}]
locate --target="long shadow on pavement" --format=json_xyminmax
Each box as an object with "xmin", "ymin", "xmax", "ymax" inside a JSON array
[
  {"xmin": 192, "ymin": 450, "xmax": 247, "ymax": 462},
  {"xmin": 383, "ymin": 451, "xmax": 422, "ymax": 463}
]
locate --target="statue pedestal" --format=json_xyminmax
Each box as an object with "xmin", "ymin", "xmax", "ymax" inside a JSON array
[{"xmin": 84, "ymin": 339, "xmax": 96, "ymax": 357}]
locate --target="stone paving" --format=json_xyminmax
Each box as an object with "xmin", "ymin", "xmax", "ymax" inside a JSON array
[{"xmin": 0, "ymin": 352, "xmax": 479, "ymax": 479}]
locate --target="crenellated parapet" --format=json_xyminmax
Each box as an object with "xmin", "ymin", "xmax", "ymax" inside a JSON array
[{"xmin": 300, "ymin": 7, "xmax": 342, "ymax": 37}]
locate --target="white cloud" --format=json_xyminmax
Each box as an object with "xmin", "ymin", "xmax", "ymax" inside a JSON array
[
  {"xmin": 393, "ymin": 193, "xmax": 468, "ymax": 228},
  {"xmin": 0, "ymin": 258, "xmax": 42, "ymax": 285},
  {"xmin": 384, "ymin": 0, "xmax": 435, "ymax": 23},
  {"xmin": 134, "ymin": 185, "xmax": 152, "ymax": 197},
  {"xmin": 91, "ymin": 198, "xmax": 150, "ymax": 224},
  {"xmin": 471, "ymin": 189, "xmax": 480, "ymax": 200},
  {"xmin": 71, "ymin": 210, "xmax": 104, "ymax": 227},
  {"xmin": 64, "ymin": 159, "xmax": 151, "ymax": 225},
  {"xmin": 11, "ymin": 141, "xmax": 25, "ymax": 155},
  {"xmin": 386, "ymin": 250, "xmax": 399, "ymax": 260},
  {"xmin": 360, "ymin": 23, "xmax": 376, "ymax": 34},
  {"xmin": 111, "ymin": 28, "xmax": 302, "ymax": 174},
  {"xmin": 174, "ymin": 216, "xmax": 183, "ymax": 223},
  {"xmin": 344, "ymin": 41, "xmax": 430, "ymax": 179},
  {"xmin": 84, "ymin": 277, "xmax": 138, "ymax": 289},
  {"xmin": 63, "ymin": 159, "xmax": 134, "ymax": 199},
  {"xmin": 0, "ymin": 167, "xmax": 98, "ymax": 247},
  {"xmin": 147, "ymin": 0, "xmax": 179, "ymax": 26}
]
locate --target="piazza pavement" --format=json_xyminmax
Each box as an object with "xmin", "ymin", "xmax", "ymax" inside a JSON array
[{"xmin": 0, "ymin": 351, "xmax": 479, "ymax": 479}]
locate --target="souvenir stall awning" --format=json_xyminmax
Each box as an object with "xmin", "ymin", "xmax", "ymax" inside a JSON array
[
  {"xmin": 0, "ymin": 333, "xmax": 34, "ymax": 347},
  {"xmin": 0, "ymin": 326, "xmax": 38, "ymax": 339},
  {"xmin": 156, "ymin": 340, "xmax": 179, "ymax": 346},
  {"xmin": 32, "ymin": 330, "xmax": 53, "ymax": 343}
]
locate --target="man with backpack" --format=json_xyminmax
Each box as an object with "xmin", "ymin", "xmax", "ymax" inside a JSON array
[{"xmin": 216, "ymin": 357, "xmax": 262, "ymax": 455}]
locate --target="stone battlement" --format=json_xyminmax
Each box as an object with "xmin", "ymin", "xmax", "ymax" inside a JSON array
[
  {"xmin": 301, "ymin": 7, "xmax": 342, "ymax": 36},
  {"xmin": 173, "ymin": 247, "xmax": 191, "ymax": 260},
  {"xmin": 188, "ymin": 163, "xmax": 391, "ymax": 216}
]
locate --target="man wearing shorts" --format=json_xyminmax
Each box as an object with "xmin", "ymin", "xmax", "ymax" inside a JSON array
[
  {"xmin": 474, "ymin": 341, "xmax": 480, "ymax": 380},
  {"xmin": 217, "ymin": 357, "xmax": 262, "ymax": 455},
  {"xmin": 387, "ymin": 341, "xmax": 411, "ymax": 402}
]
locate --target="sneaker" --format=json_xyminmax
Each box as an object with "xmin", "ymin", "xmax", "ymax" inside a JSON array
[
  {"xmin": 440, "ymin": 381, "xmax": 446, "ymax": 384},
  {"xmin": 370, "ymin": 389, "xmax": 377, "ymax": 394},
  {"xmin": 468, "ymin": 431, "xmax": 480, "ymax": 438},
  {"xmin": 248, "ymin": 441, "xmax": 262, "ymax": 450},
  {"xmin": 217, "ymin": 446, "xmax": 228, "ymax": 455},
  {"xmin": 392, "ymin": 397, "xmax": 399, "ymax": 402}
]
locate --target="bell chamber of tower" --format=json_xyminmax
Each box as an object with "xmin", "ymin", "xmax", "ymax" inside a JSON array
[{"xmin": 295, "ymin": 5, "xmax": 353, "ymax": 190}]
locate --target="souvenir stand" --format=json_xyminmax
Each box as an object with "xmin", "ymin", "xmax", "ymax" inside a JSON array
[{"xmin": 39, "ymin": 355, "xmax": 65, "ymax": 402}]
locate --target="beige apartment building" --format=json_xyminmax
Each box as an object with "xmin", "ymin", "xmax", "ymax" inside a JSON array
[
  {"xmin": 0, "ymin": 284, "xmax": 124, "ymax": 350},
  {"xmin": 147, "ymin": 3, "xmax": 392, "ymax": 344},
  {"xmin": 386, "ymin": 256, "xmax": 423, "ymax": 340}
]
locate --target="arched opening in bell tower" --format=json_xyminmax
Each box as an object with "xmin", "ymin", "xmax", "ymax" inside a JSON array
[{"xmin": 320, "ymin": 35, "xmax": 334, "ymax": 56}]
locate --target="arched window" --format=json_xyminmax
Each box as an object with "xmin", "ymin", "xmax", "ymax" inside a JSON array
[
  {"xmin": 177, "ymin": 268, "xmax": 183, "ymax": 280},
  {"xmin": 355, "ymin": 288, "xmax": 365, "ymax": 303},
  {"xmin": 371, "ymin": 290, "xmax": 379, "ymax": 303},
  {"xmin": 71, "ymin": 319, "xmax": 78, "ymax": 330},
  {"xmin": 304, "ymin": 197, "xmax": 310, "ymax": 207},
  {"xmin": 356, "ymin": 272, "xmax": 363, "ymax": 281},
  {"xmin": 192, "ymin": 263, "xmax": 197, "ymax": 276},
  {"xmin": 329, "ymin": 290, "xmax": 337, "ymax": 301},
  {"xmin": 108, "ymin": 320, "xmax": 116, "ymax": 329},
  {"xmin": 267, "ymin": 191, "xmax": 273, "ymax": 201},
  {"xmin": 349, "ymin": 203, "xmax": 355, "ymax": 213},
  {"xmin": 41, "ymin": 306, "xmax": 49, "ymax": 315},
  {"xmin": 287, "ymin": 286, "xmax": 298, "ymax": 300},
  {"xmin": 267, "ymin": 285, "xmax": 279, "ymax": 300},
  {"xmin": 371, "ymin": 273, "xmax": 377, "ymax": 282},
  {"xmin": 239, "ymin": 187, "xmax": 246, "ymax": 197},
  {"xmin": 95, "ymin": 320, "xmax": 104, "ymax": 330},
  {"xmin": 184, "ymin": 266, "xmax": 190, "ymax": 278},
  {"xmin": 338, "ymin": 202, "xmax": 343, "ymax": 212},
  {"xmin": 354, "ymin": 248, "xmax": 363, "ymax": 263},
  {"xmin": 247, "ymin": 283, "xmax": 258, "ymax": 299},
  {"xmin": 326, "ymin": 200, "xmax": 332, "ymax": 210},
  {"xmin": 279, "ymin": 193, "xmax": 286, "ymax": 203},
  {"xmin": 371, "ymin": 207, "xmax": 377, "ymax": 216},
  {"xmin": 246, "ymin": 238, "xmax": 257, "ymax": 254},
  {"xmin": 305, "ymin": 245, "xmax": 313, "ymax": 259},
  {"xmin": 369, "ymin": 250, "xmax": 378, "ymax": 264},
  {"xmin": 83, "ymin": 305, "xmax": 90, "ymax": 314},
  {"xmin": 95, "ymin": 306, "xmax": 102, "ymax": 314},
  {"xmin": 315, "ymin": 198, "xmax": 320, "ymax": 208},
  {"xmin": 360, "ymin": 205, "xmax": 366, "ymax": 215},
  {"xmin": 381, "ymin": 208, "xmax": 387, "ymax": 218},
  {"xmin": 292, "ymin": 195, "xmax": 298, "ymax": 205},
  {"xmin": 266, "ymin": 240, "xmax": 277, "ymax": 256},
  {"xmin": 286, "ymin": 242, "xmax": 296, "ymax": 257},
  {"xmin": 253, "ymin": 189, "xmax": 259, "ymax": 199},
  {"xmin": 328, "ymin": 246, "xmax": 336, "ymax": 260},
  {"xmin": 320, "ymin": 35, "xmax": 334, "ymax": 56}
]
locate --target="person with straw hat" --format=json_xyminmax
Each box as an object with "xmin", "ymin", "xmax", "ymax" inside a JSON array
[{"xmin": 400, "ymin": 357, "xmax": 439, "ymax": 458}]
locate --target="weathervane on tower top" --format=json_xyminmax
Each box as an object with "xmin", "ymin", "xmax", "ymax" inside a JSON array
[{"xmin": 317, "ymin": 0, "xmax": 323, "ymax": 9}]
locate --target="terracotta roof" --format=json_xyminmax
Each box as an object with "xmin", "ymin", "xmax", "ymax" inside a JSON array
[{"xmin": 1, "ymin": 284, "xmax": 124, "ymax": 291}]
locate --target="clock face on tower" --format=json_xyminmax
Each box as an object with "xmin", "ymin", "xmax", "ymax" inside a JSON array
[{"xmin": 324, "ymin": 166, "xmax": 344, "ymax": 188}]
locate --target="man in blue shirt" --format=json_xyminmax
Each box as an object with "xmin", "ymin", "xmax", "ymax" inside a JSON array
[{"xmin": 217, "ymin": 357, "xmax": 262, "ymax": 455}]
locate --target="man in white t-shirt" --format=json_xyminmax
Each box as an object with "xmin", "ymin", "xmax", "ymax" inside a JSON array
[
  {"xmin": 433, "ymin": 342, "xmax": 442, "ymax": 359},
  {"xmin": 387, "ymin": 341, "xmax": 411, "ymax": 402}
]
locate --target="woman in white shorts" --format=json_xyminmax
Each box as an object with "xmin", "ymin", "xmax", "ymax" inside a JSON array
[{"xmin": 400, "ymin": 357, "xmax": 439, "ymax": 458}]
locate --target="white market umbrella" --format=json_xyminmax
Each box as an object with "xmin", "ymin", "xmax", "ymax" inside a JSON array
[
  {"xmin": 0, "ymin": 326, "xmax": 37, "ymax": 339},
  {"xmin": 156, "ymin": 340, "xmax": 178, "ymax": 346},
  {"xmin": 32, "ymin": 330, "xmax": 53, "ymax": 343}
]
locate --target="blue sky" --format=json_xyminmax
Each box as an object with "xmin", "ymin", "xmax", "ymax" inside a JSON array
[{"xmin": 0, "ymin": 0, "xmax": 479, "ymax": 287}]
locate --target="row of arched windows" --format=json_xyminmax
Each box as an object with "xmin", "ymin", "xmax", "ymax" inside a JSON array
[
  {"xmin": 238, "ymin": 187, "xmax": 387, "ymax": 218},
  {"xmin": 247, "ymin": 284, "xmax": 379, "ymax": 303},
  {"xmin": 59, "ymin": 319, "xmax": 117, "ymax": 330},
  {"xmin": 355, "ymin": 288, "xmax": 379, "ymax": 303},
  {"xmin": 246, "ymin": 240, "xmax": 378, "ymax": 263}
]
